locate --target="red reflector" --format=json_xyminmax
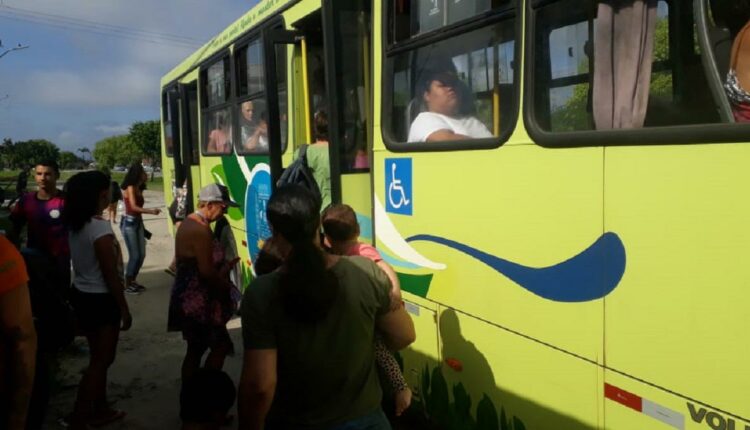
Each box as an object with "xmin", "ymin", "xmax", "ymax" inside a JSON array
[{"xmin": 605, "ymin": 383, "xmax": 642, "ymax": 412}]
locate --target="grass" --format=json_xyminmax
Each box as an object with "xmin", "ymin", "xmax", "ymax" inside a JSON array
[{"xmin": 0, "ymin": 169, "xmax": 164, "ymax": 191}]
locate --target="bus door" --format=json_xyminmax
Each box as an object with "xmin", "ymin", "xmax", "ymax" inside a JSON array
[
  {"xmin": 322, "ymin": 0, "xmax": 374, "ymax": 233},
  {"xmin": 179, "ymin": 80, "xmax": 200, "ymax": 213}
]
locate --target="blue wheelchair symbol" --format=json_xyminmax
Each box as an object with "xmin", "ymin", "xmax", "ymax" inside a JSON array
[{"xmin": 385, "ymin": 158, "xmax": 412, "ymax": 215}]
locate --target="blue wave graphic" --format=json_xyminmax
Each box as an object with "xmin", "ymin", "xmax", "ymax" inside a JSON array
[{"xmin": 406, "ymin": 233, "xmax": 626, "ymax": 302}]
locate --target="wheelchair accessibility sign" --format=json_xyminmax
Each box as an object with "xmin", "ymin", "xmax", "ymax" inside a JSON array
[{"xmin": 385, "ymin": 158, "xmax": 412, "ymax": 215}]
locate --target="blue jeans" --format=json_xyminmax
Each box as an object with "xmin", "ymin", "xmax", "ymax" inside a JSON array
[
  {"xmin": 329, "ymin": 409, "xmax": 391, "ymax": 430},
  {"xmin": 268, "ymin": 409, "xmax": 391, "ymax": 430},
  {"xmin": 120, "ymin": 215, "xmax": 145, "ymax": 279}
]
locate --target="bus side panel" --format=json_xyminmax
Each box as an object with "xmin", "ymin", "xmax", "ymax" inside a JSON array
[
  {"xmin": 604, "ymin": 143, "xmax": 750, "ymax": 420},
  {"xmin": 429, "ymin": 306, "xmax": 601, "ymax": 429},
  {"xmin": 372, "ymin": 145, "xmax": 605, "ymax": 363}
]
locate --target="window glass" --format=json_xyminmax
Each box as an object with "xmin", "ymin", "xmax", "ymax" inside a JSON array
[
  {"xmin": 387, "ymin": 20, "xmax": 516, "ymax": 143},
  {"xmin": 237, "ymin": 98, "xmax": 269, "ymax": 153},
  {"xmin": 162, "ymin": 88, "xmax": 180, "ymax": 157},
  {"xmin": 276, "ymin": 44, "xmax": 289, "ymax": 151},
  {"xmin": 187, "ymin": 86, "xmax": 200, "ymax": 164},
  {"xmin": 329, "ymin": 0, "xmax": 371, "ymax": 172},
  {"xmin": 162, "ymin": 91, "xmax": 174, "ymax": 157},
  {"xmin": 238, "ymin": 39, "xmax": 265, "ymax": 96},
  {"xmin": 389, "ymin": 0, "xmax": 510, "ymax": 44},
  {"xmin": 532, "ymin": 0, "xmax": 726, "ymax": 133},
  {"xmin": 206, "ymin": 59, "xmax": 229, "ymax": 106},
  {"xmin": 204, "ymin": 107, "xmax": 233, "ymax": 155}
]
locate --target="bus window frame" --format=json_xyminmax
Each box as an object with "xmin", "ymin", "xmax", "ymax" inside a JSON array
[
  {"xmin": 381, "ymin": 0, "xmax": 520, "ymax": 153},
  {"xmin": 199, "ymin": 50, "xmax": 236, "ymax": 157},
  {"xmin": 234, "ymin": 33, "xmax": 270, "ymax": 156},
  {"xmin": 523, "ymin": 0, "xmax": 750, "ymax": 148},
  {"xmin": 162, "ymin": 84, "xmax": 181, "ymax": 159}
]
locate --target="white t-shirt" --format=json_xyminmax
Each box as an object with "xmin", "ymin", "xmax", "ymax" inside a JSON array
[
  {"xmin": 69, "ymin": 218, "xmax": 124, "ymax": 294},
  {"xmin": 407, "ymin": 112, "xmax": 493, "ymax": 142}
]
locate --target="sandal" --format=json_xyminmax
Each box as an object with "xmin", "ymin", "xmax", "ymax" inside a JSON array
[{"xmin": 88, "ymin": 409, "xmax": 126, "ymax": 428}]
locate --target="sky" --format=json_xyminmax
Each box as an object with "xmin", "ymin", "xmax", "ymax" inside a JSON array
[{"xmin": 0, "ymin": 0, "xmax": 258, "ymax": 153}]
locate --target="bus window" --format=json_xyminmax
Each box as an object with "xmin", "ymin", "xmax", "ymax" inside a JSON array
[
  {"xmin": 201, "ymin": 56, "xmax": 233, "ymax": 155},
  {"xmin": 238, "ymin": 98, "xmax": 268, "ymax": 153},
  {"xmin": 235, "ymin": 37, "xmax": 275, "ymax": 155},
  {"xmin": 275, "ymin": 44, "xmax": 289, "ymax": 151},
  {"xmin": 386, "ymin": 20, "xmax": 516, "ymax": 144},
  {"xmin": 389, "ymin": 0, "xmax": 509, "ymax": 44},
  {"xmin": 327, "ymin": 0, "xmax": 371, "ymax": 172},
  {"xmin": 162, "ymin": 87, "xmax": 180, "ymax": 158},
  {"xmin": 531, "ymin": 0, "xmax": 727, "ymax": 134}
]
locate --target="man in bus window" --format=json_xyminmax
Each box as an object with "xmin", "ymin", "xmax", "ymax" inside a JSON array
[
  {"xmin": 407, "ymin": 65, "xmax": 492, "ymax": 142},
  {"xmin": 240, "ymin": 100, "xmax": 268, "ymax": 152}
]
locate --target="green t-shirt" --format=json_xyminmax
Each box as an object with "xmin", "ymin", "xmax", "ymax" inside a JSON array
[
  {"xmin": 241, "ymin": 256, "xmax": 391, "ymax": 428},
  {"xmin": 304, "ymin": 144, "xmax": 331, "ymax": 210}
]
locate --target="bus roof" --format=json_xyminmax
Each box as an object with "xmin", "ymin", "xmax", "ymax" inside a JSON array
[{"xmin": 160, "ymin": 0, "xmax": 294, "ymax": 87}]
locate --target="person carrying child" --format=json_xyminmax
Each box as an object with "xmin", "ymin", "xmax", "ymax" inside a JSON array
[{"xmin": 321, "ymin": 203, "xmax": 411, "ymax": 417}]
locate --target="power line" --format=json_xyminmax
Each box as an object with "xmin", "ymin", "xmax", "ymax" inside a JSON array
[
  {"xmin": 0, "ymin": 4, "xmax": 204, "ymax": 49},
  {"xmin": 2, "ymin": 4, "xmax": 203, "ymax": 44}
]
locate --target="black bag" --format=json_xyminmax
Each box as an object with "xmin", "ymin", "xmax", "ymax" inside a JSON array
[{"xmin": 276, "ymin": 144, "xmax": 322, "ymax": 205}]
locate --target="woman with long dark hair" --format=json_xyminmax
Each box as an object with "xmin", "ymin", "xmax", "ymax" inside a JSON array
[
  {"xmin": 120, "ymin": 163, "xmax": 161, "ymax": 294},
  {"xmin": 62, "ymin": 171, "xmax": 131, "ymax": 429},
  {"xmin": 238, "ymin": 185, "xmax": 416, "ymax": 430}
]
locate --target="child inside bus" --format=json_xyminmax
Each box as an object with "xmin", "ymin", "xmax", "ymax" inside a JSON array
[{"xmin": 321, "ymin": 203, "xmax": 411, "ymax": 416}]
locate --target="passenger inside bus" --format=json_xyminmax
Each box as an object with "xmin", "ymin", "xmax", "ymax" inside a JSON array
[
  {"xmin": 240, "ymin": 100, "xmax": 269, "ymax": 152},
  {"xmin": 407, "ymin": 62, "xmax": 492, "ymax": 142},
  {"xmin": 206, "ymin": 111, "xmax": 232, "ymax": 154},
  {"xmin": 306, "ymin": 110, "xmax": 332, "ymax": 209}
]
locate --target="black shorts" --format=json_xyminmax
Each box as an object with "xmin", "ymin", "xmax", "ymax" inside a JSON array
[{"xmin": 70, "ymin": 287, "xmax": 121, "ymax": 332}]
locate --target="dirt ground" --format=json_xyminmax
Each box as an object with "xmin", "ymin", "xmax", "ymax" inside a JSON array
[{"xmin": 43, "ymin": 190, "xmax": 244, "ymax": 429}]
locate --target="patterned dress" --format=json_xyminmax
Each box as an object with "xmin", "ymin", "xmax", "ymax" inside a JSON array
[{"xmin": 167, "ymin": 239, "xmax": 240, "ymax": 351}]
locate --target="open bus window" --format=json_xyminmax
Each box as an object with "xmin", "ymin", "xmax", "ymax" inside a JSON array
[
  {"xmin": 531, "ymin": 0, "xmax": 727, "ymax": 133},
  {"xmin": 388, "ymin": 0, "xmax": 511, "ymax": 44},
  {"xmin": 386, "ymin": 20, "xmax": 516, "ymax": 144}
]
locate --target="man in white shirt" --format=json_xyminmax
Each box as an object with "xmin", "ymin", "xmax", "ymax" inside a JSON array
[{"xmin": 407, "ymin": 69, "xmax": 492, "ymax": 142}]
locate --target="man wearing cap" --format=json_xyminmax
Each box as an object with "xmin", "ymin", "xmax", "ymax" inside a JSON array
[{"xmin": 168, "ymin": 184, "xmax": 240, "ymax": 388}]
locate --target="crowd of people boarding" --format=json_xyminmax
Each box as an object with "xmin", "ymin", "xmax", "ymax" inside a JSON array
[{"xmin": 0, "ymin": 158, "xmax": 416, "ymax": 430}]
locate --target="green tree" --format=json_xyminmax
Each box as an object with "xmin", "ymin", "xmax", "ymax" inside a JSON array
[
  {"xmin": 59, "ymin": 151, "xmax": 85, "ymax": 170},
  {"xmin": 11, "ymin": 139, "xmax": 60, "ymax": 169},
  {"xmin": 0, "ymin": 138, "xmax": 14, "ymax": 169},
  {"xmin": 93, "ymin": 135, "xmax": 139, "ymax": 169},
  {"xmin": 128, "ymin": 120, "xmax": 160, "ymax": 180}
]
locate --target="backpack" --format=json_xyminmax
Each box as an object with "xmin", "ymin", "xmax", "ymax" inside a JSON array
[{"xmin": 276, "ymin": 144, "xmax": 322, "ymax": 204}]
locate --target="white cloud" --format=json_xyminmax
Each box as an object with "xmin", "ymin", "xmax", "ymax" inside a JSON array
[
  {"xmin": 2, "ymin": 0, "xmax": 257, "ymax": 146},
  {"xmin": 24, "ymin": 66, "xmax": 159, "ymax": 107},
  {"xmin": 95, "ymin": 124, "xmax": 130, "ymax": 133}
]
